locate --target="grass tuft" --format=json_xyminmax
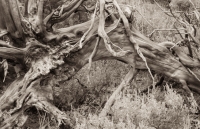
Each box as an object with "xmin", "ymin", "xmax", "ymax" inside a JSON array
[{"xmin": 73, "ymin": 85, "xmax": 200, "ymax": 129}]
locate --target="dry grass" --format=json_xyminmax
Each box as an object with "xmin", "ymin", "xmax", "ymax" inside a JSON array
[{"xmin": 73, "ymin": 85, "xmax": 200, "ymax": 129}]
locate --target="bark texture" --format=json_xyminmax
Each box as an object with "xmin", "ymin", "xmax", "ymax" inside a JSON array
[{"xmin": 0, "ymin": 0, "xmax": 199, "ymax": 128}]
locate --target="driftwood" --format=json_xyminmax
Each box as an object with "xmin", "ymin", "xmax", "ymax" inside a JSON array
[{"xmin": 0, "ymin": 0, "xmax": 199, "ymax": 128}]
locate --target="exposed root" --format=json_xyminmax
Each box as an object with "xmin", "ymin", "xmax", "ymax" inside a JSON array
[
  {"xmin": 113, "ymin": 0, "xmax": 155, "ymax": 87},
  {"xmin": 1, "ymin": 0, "xmax": 200, "ymax": 128},
  {"xmin": 88, "ymin": 36, "xmax": 100, "ymax": 70},
  {"xmin": 44, "ymin": 11, "xmax": 54, "ymax": 26},
  {"xmin": 113, "ymin": 0, "xmax": 133, "ymax": 41},
  {"xmin": 98, "ymin": 0, "xmax": 129, "ymax": 57},
  {"xmin": 0, "ymin": 42, "xmax": 73, "ymax": 128},
  {"xmin": 79, "ymin": 2, "xmax": 98, "ymax": 48},
  {"xmin": 0, "ymin": 73, "xmax": 71, "ymax": 128},
  {"xmin": 87, "ymin": 36, "xmax": 100, "ymax": 84}
]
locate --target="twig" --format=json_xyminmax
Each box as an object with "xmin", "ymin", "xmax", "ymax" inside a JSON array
[
  {"xmin": 119, "ymin": 3, "xmax": 155, "ymax": 28},
  {"xmin": 135, "ymin": 10, "xmax": 155, "ymax": 28},
  {"xmin": 153, "ymin": 0, "xmax": 173, "ymax": 17},
  {"xmin": 174, "ymin": 24, "xmax": 184, "ymax": 39},
  {"xmin": 188, "ymin": 33, "xmax": 200, "ymax": 47},
  {"xmin": 137, "ymin": 46, "xmax": 155, "ymax": 87},
  {"xmin": 166, "ymin": 5, "xmax": 200, "ymax": 47},
  {"xmin": 189, "ymin": 0, "xmax": 198, "ymax": 11},
  {"xmin": 170, "ymin": 41, "xmax": 181, "ymax": 51},
  {"xmin": 163, "ymin": 11, "xmax": 183, "ymax": 13},
  {"xmin": 148, "ymin": 28, "xmax": 186, "ymax": 37},
  {"xmin": 169, "ymin": 8, "xmax": 188, "ymax": 27},
  {"xmin": 187, "ymin": 68, "xmax": 200, "ymax": 82}
]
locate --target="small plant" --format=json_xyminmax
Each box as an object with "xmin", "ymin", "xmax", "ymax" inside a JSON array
[{"xmin": 74, "ymin": 85, "xmax": 200, "ymax": 129}]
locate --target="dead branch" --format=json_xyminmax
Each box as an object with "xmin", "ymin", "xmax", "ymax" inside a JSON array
[
  {"xmin": 153, "ymin": 0, "xmax": 173, "ymax": 17},
  {"xmin": 113, "ymin": 0, "xmax": 155, "ymax": 86},
  {"xmin": 79, "ymin": 2, "xmax": 98, "ymax": 48},
  {"xmin": 159, "ymin": 41, "xmax": 200, "ymax": 67},
  {"xmin": 0, "ymin": 0, "xmax": 200, "ymax": 128},
  {"xmin": 0, "ymin": 40, "xmax": 19, "ymax": 48},
  {"xmin": 0, "ymin": 47, "xmax": 24, "ymax": 60},
  {"xmin": 188, "ymin": 68, "xmax": 200, "ymax": 82},
  {"xmin": 148, "ymin": 28, "xmax": 186, "ymax": 38},
  {"xmin": 47, "ymin": 0, "xmax": 84, "ymax": 28},
  {"xmin": 99, "ymin": 68, "xmax": 138, "ymax": 117},
  {"xmin": 98, "ymin": 0, "xmax": 129, "ymax": 57},
  {"xmin": 174, "ymin": 24, "xmax": 184, "ymax": 39}
]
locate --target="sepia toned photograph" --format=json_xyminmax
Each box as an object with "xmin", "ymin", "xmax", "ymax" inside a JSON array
[{"xmin": 0, "ymin": 0, "xmax": 200, "ymax": 128}]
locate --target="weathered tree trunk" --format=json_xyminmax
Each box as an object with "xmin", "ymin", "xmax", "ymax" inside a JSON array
[{"xmin": 0, "ymin": 0, "xmax": 200, "ymax": 128}]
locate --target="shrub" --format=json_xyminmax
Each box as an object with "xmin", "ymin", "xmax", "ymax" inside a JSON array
[{"xmin": 74, "ymin": 85, "xmax": 200, "ymax": 129}]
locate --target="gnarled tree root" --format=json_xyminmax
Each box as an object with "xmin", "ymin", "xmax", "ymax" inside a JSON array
[{"xmin": 0, "ymin": 76, "xmax": 72, "ymax": 128}]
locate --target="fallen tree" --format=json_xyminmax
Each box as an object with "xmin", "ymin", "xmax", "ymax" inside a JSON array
[{"xmin": 0, "ymin": 0, "xmax": 200, "ymax": 128}]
